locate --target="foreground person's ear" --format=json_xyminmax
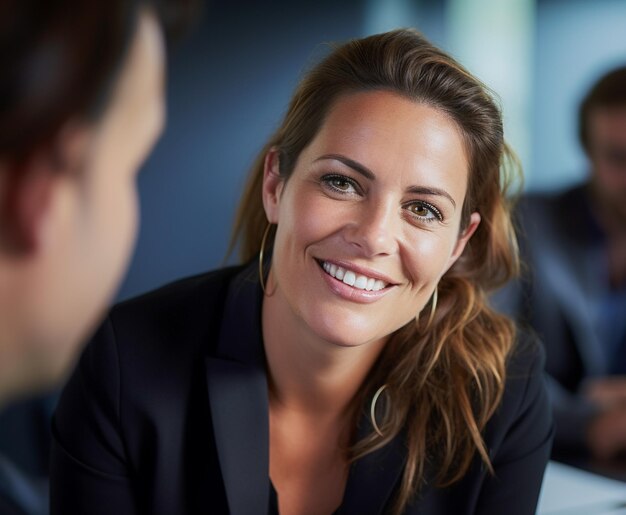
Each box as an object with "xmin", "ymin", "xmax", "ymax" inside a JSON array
[{"xmin": 0, "ymin": 122, "xmax": 93, "ymax": 254}]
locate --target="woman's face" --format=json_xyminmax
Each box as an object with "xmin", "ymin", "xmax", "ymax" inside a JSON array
[{"xmin": 263, "ymin": 90, "xmax": 480, "ymax": 348}]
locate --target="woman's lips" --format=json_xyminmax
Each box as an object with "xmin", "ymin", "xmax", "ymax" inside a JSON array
[
  {"xmin": 321, "ymin": 261, "xmax": 388, "ymax": 291},
  {"xmin": 316, "ymin": 259, "xmax": 395, "ymax": 303}
]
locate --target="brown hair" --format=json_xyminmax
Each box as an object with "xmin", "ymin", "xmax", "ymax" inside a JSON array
[
  {"xmin": 579, "ymin": 65, "xmax": 626, "ymax": 154},
  {"xmin": 232, "ymin": 29, "xmax": 520, "ymax": 513}
]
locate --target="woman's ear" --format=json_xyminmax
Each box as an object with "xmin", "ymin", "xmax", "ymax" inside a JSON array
[
  {"xmin": 261, "ymin": 147, "xmax": 285, "ymax": 224},
  {"xmin": 444, "ymin": 212, "xmax": 481, "ymax": 273}
]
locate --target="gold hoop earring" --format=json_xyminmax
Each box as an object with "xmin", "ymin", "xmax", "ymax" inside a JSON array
[
  {"xmin": 370, "ymin": 384, "xmax": 388, "ymax": 437},
  {"xmin": 426, "ymin": 287, "xmax": 438, "ymax": 329},
  {"xmin": 259, "ymin": 223, "xmax": 273, "ymax": 294}
]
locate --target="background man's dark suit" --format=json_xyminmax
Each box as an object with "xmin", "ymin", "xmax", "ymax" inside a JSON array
[{"xmin": 494, "ymin": 183, "xmax": 623, "ymax": 452}]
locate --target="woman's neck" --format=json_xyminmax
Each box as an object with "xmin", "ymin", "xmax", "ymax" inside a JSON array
[{"xmin": 262, "ymin": 285, "xmax": 386, "ymax": 420}]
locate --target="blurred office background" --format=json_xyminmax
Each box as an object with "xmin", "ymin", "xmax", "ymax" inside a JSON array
[
  {"xmin": 117, "ymin": 0, "xmax": 626, "ymax": 302},
  {"xmin": 1, "ymin": 0, "xmax": 626, "ymax": 500}
]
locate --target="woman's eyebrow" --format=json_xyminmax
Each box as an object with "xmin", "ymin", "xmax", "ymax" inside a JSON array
[
  {"xmin": 314, "ymin": 153, "xmax": 457, "ymax": 209},
  {"xmin": 314, "ymin": 154, "xmax": 375, "ymax": 180},
  {"xmin": 407, "ymin": 186, "xmax": 456, "ymax": 209}
]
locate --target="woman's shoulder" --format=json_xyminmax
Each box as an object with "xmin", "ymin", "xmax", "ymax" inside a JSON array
[
  {"xmin": 110, "ymin": 264, "xmax": 245, "ymax": 332},
  {"xmin": 505, "ymin": 327, "xmax": 546, "ymax": 380},
  {"xmin": 484, "ymin": 327, "xmax": 553, "ymax": 465},
  {"xmin": 116, "ymin": 264, "xmax": 244, "ymax": 310},
  {"xmin": 66, "ymin": 265, "xmax": 251, "ymax": 417},
  {"xmin": 87, "ymin": 264, "xmax": 249, "ymax": 369},
  {"xmin": 495, "ymin": 328, "xmax": 548, "ymax": 420}
]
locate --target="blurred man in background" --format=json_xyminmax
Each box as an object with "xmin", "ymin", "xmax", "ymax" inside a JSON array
[{"xmin": 496, "ymin": 65, "xmax": 626, "ymax": 463}]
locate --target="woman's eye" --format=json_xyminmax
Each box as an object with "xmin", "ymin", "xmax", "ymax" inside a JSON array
[
  {"xmin": 321, "ymin": 174, "xmax": 358, "ymax": 194},
  {"xmin": 405, "ymin": 201, "xmax": 442, "ymax": 222}
]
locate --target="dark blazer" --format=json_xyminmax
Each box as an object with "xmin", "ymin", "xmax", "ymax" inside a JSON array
[
  {"xmin": 493, "ymin": 183, "xmax": 616, "ymax": 452},
  {"xmin": 51, "ymin": 264, "xmax": 553, "ymax": 515}
]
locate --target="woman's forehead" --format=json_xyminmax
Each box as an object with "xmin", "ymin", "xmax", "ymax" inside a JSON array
[{"xmin": 301, "ymin": 91, "xmax": 470, "ymax": 201}]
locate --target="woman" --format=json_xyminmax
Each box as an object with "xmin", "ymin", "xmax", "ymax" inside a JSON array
[{"xmin": 51, "ymin": 29, "xmax": 553, "ymax": 515}]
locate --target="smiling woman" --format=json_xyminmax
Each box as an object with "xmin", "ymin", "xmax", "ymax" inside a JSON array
[
  {"xmin": 51, "ymin": 29, "xmax": 553, "ymax": 515},
  {"xmin": 230, "ymin": 29, "xmax": 552, "ymax": 515},
  {"xmin": 260, "ymin": 93, "xmax": 477, "ymax": 351}
]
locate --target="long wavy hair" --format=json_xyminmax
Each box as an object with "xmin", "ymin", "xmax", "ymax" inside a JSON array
[{"xmin": 231, "ymin": 28, "xmax": 520, "ymax": 514}]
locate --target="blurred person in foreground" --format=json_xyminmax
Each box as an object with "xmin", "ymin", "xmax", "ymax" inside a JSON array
[
  {"xmin": 51, "ymin": 29, "xmax": 552, "ymax": 515},
  {"xmin": 495, "ymin": 66, "xmax": 626, "ymax": 461},
  {"xmin": 0, "ymin": 0, "xmax": 194, "ymax": 513}
]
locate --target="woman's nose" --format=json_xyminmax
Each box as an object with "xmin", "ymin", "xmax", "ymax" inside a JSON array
[{"xmin": 344, "ymin": 201, "xmax": 399, "ymax": 257}]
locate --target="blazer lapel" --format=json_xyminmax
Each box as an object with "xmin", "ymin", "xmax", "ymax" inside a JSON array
[
  {"xmin": 205, "ymin": 264, "xmax": 408, "ymax": 515},
  {"xmin": 339, "ymin": 420, "xmax": 406, "ymax": 515},
  {"xmin": 205, "ymin": 265, "xmax": 270, "ymax": 515},
  {"xmin": 206, "ymin": 358, "xmax": 269, "ymax": 515}
]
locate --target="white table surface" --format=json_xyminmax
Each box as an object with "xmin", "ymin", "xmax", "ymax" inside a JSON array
[{"xmin": 537, "ymin": 461, "xmax": 626, "ymax": 514}]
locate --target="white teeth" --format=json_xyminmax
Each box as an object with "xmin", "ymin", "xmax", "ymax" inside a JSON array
[
  {"xmin": 320, "ymin": 261, "xmax": 389, "ymax": 291},
  {"xmin": 343, "ymin": 271, "xmax": 356, "ymax": 286},
  {"xmin": 354, "ymin": 275, "xmax": 368, "ymax": 289}
]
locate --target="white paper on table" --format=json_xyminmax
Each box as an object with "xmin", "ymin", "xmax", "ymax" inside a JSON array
[{"xmin": 537, "ymin": 461, "xmax": 626, "ymax": 514}]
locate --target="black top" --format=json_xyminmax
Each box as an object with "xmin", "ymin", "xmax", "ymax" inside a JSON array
[{"xmin": 50, "ymin": 263, "xmax": 553, "ymax": 515}]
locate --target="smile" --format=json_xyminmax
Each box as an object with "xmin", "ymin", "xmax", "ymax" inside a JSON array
[{"xmin": 320, "ymin": 261, "xmax": 389, "ymax": 291}]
